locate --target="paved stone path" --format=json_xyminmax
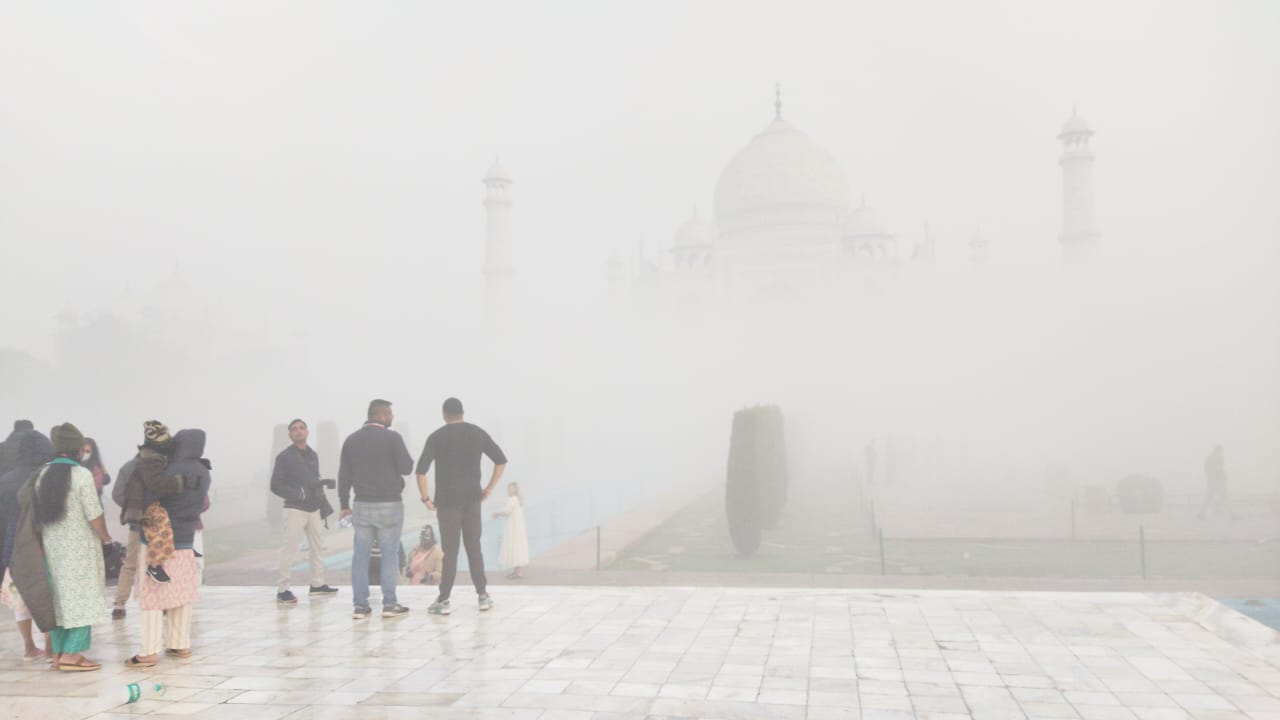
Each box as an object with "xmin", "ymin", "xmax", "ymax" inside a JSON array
[{"xmin": 1, "ymin": 586, "xmax": 1277, "ymax": 719}]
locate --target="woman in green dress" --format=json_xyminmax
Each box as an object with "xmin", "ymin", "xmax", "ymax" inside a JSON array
[{"xmin": 35, "ymin": 423, "xmax": 112, "ymax": 671}]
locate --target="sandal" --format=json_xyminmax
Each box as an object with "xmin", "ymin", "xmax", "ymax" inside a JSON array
[
  {"xmin": 125, "ymin": 655, "xmax": 156, "ymax": 668},
  {"xmin": 58, "ymin": 659, "xmax": 102, "ymax": 672},
  {"xmin": 165, "ymin": 648, "xmax": 192, "ymax": 658}
]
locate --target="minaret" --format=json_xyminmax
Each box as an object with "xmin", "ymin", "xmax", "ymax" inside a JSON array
[
  {"xmin": 1058, "ymin": 108, "xmax": 1100, "ymax": 265},
  {"xmin": 483, "ymin": 157, "xmax": 514, "ymax": 329}
]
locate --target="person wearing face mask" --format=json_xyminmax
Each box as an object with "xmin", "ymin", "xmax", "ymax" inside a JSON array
[
  {"xmin": 79, "ymin": 438, "xmax": 110, "ymax": 499},
  {"xmin": 338, "ymin": 399, "xmax": 413, "ymax": 621},
  {"xmin": 407, "ymin": 525, "xmax": 444, "ymax": 585}
]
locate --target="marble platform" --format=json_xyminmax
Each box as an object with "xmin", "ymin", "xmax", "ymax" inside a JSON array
[{"xmin": 0, "ymin": 586, "xmax": 1277, "ymax": 719}]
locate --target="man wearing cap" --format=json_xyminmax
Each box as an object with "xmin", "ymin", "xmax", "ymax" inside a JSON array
[{"xmin": 416, "ymin": 397, "xmax": 507, "ymax": 615}]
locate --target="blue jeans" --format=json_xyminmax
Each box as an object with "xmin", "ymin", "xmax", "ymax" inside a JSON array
[{"xmin": 351, "ymin": 501, "xmax": 403, "ymax": 609}]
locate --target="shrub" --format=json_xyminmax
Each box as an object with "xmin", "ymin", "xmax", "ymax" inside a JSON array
[
  {"xmin": 725, "ymin": 405, "xmax": 789, "ymax": 553},
  {"xmin": 726, "ymin": 408, "xmax": 762, "ymax": 555}
]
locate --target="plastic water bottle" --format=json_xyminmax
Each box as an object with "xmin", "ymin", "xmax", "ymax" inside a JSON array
[
  {"xmin": 339, "ymin": 515, "xmax": 353, "ymax": 529},
  {"xmin": 108, "ymin": 682, "xmax": 165, "ymax": 704}
]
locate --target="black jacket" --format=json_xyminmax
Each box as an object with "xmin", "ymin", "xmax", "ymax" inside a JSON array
[
  {"xmin": 271, "ymin": 444, "xmax": 322, "ymax": 513},
  {"xmin": 0, "ymin": 431, "xmax": 53, "ymax": 576},
  {"xmin": 338, "ymin": 423, "xmax": 412, "ymax": 509},
  {"xmin": 156, "ymin": 429, "xmax": 211, "ymax": 548}
]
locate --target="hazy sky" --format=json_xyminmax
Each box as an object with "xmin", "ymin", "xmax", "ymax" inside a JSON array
[{"xmin": 2, "ymin": 0, "xmax": 1278, "ymax": 361}]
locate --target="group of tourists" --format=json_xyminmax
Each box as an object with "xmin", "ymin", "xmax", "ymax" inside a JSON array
[
  {"xmin": 0, "ymin": 419, "xmax": 209, "ymax": 671},
  {"xmin": 0, "ymin": 394, "xmax": 526, "ymax": 671},
  {"xmin": 273, "ymin": 396, "xmax": 524, "ymax": 618}
]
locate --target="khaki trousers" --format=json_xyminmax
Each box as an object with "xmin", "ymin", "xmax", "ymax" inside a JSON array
[
  {"xmin": 114, "ymin": 529, "xmax": 141, "ymax": 609},
  {"xmin": 277, "ymin": 508, "xmax": 326, "ymax": 592}
]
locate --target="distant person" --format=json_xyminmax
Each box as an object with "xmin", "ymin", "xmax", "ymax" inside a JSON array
[
  {"xmin": 417, "ymin": 397, "xmax": 507, "ymax": 615},
  {"xmin": 17, "ymin": 423, "xmax": 112, "ymax": 671},
  {"xmin": 407, "ymin": 524, "xmax": 444, "ymax": 586},
  {"xmin": 127, "ymin": 428, "xmax": 211, "ymax": 668},
  {"xmin": 80, "ymin": 437, "xmax": 110, "ymax": 498},
  {"xmin": 0, "ymin": 429, "xmax": 53, "ymax": 661},
  {"xmin": 338, "ymin": 399, "xmax": 413, "ymax": 621},
  {"xmin": 111, "ymin": 421, "xmax": 177, "ymax": 619},
  {"xmin": 271, "ymin": 418, "xmax": 338, "ymax": 604},
  {"xmin": 1197, "ymin": 445, "xmax": 1234, "ymax": 520},
  {"xmin": 493, "ymin": 482, "xmax": 528, "ymax": 579}
]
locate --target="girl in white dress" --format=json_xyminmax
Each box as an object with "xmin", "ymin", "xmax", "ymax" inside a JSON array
[{"xmin": 493, "ymin": 483, "xmax": 529, "ymax": 578}]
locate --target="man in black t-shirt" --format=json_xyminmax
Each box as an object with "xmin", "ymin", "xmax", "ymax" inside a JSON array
[{"xmin": 416, "ymin": 397, "xmax": 507, "ymax": 615}]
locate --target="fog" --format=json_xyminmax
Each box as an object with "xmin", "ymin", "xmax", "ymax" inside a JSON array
[{"xmin": 2, "ymin": 1, "xmax": 1278, "ymax": 553}]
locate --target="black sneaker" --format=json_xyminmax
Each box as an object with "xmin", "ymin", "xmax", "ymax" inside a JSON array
[
  {"xmin": 147, "ymin": 565, "xmax": 171, "ymax": 583},
  {"xmin": 309, "ymin": 585, "xmax": 339, "ymax": 595},
  {"xmin": 277, "ymin": 590, "xmax": 298, "ymax": 604},
  {"xmin": 382, "ymin": 604, "xmax": 410, "ymax": 618},
  {"xmin": 352, "ymin": 606, "xmax": 372, "ymax": 620},
  {"xmin": 428, "ymin": 600, "xmax": 451, "ymax": 615}
]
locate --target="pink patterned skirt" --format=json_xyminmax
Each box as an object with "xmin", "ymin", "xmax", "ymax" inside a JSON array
[{"xmin": 137, "ymin": 549, "xmax": 199, "ymax": 611}]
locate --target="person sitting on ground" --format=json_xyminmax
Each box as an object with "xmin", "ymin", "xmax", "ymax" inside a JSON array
[{"xmin": 407, "ymin": 525, "xmax": 444, "ymax": 586}]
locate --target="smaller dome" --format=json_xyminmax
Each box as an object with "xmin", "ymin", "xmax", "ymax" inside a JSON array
[
  {"xmin": 1059, "ymin": 111, "xmax": 1093, "ymax": 138},
  {"xmin": 484, "ymin": 157, "xmax": 512, "ymax": 183},
  {"xmin": 674, "ymin": 211, "xmax": 714, "ymax": 249},
  {"xmin": 969, "ymin": 227, "xmax": 988, "ymax": 248},
  {"xmin": 846, "ymin": 201, "xmax": 890, "ymax": 237}
]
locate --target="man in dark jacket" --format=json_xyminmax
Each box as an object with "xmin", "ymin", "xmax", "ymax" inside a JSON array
[
  {"xmin": 271, "ymin": 418, "xmax": 337, "ymax": 604},
  {"xmin": 338, "ymin": 399, "xmax": 412, "ymax": 620}
]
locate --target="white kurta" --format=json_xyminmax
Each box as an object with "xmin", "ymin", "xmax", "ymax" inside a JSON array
[{"xmin": 500, "ymin": 496, "xmax": 529, "ymax": 568}]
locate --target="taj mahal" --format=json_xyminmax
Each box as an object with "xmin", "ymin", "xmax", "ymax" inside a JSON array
[{"xmin": 479, "ymin": 88, "xmax": 1101, "ymax": 326}]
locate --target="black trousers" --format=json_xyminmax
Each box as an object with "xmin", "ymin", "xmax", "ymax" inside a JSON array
[{"xmin": 436, "ymin": 500, "xmax": 487, "ymax": 602}]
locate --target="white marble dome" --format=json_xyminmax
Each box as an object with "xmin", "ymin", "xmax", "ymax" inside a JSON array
[{"xmin": 713, "ymin": 115, "xmax": 850, "ymax": 248}]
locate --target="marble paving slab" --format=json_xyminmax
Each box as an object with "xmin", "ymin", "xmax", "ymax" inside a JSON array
[{"xmin": 0, "ymin": 586, "xmax": 1276, "ymax": 719}]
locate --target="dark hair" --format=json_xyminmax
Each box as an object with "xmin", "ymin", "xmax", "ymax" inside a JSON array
[
  {"xmin": 368, "ymin": 399, "xmax": 392, "ymax": 420},
  {"xmin": 36, "ymin": 457, "xmax": 74, "ymax": 526},
  {"xmin": 288, "ymin": 418, "xmax": 307, "ymax": 430},
  {"xmin": 442, "ymin": 397, "xmax": 464, "ymax": 417},
  {"xmin": 13, "ymin": 419, "xmax": 33, "ymax": 432},
  {"xmin": 83, "ymin": 437, "xmax": 104, "ymax": 471}
]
